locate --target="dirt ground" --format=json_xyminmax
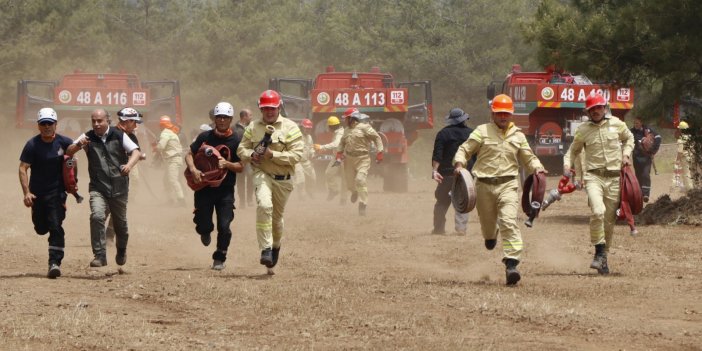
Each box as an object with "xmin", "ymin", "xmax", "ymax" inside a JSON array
[{"xmin": 1, "ymin": 132, "xmax": 701, "ymax": 350}]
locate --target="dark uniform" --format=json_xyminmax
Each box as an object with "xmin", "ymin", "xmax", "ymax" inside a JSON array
[
  {"xmin": 431, "ymin": 109, "xmax": 474, "ymax": 234},
  {"xmin": 190, "ymin": 130, "xmax": 241, "ymax": 265},
  {"xmin": 630, "ymin": 124, "xmax": 661, "ymax": 200},
  {"xmin": 19, "ymin": 134, "xmax": 73, "ymax": 270}
]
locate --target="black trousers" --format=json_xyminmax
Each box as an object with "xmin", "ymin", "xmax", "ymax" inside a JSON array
[
  {"xmin": 194, "ymin": 186, "xmax": 234, "ymax": 262},
  {"xmin": 433, "ymin": 175, "xmax": 454, "ymax": 232},
  {"xmin": 633, "ymin": 155, "xmax": 653, "ymax": 197},
  {"xmin": 32, "ymin": 190, "xmax": 67, "ymax": 265}
]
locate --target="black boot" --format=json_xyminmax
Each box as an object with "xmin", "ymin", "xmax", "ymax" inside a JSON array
[
  {"xmin": 504, "ymin": 258, "xmax": 521, "ymax": 285},
  {"xmin": 590, "ymin": 244, "xmax": 608, "ymax": 274},
  {"xmin": 115, "ymin": 248, "xmax": 127, "ymax": 266}
]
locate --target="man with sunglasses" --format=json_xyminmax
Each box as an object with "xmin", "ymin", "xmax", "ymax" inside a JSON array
[{"xmin": 19, "ymin": 108, "xmax": 75, "ymax": 278}]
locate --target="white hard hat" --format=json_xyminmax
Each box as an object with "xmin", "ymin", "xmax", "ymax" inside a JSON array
[
  {"xmin": 117, "ymin": 107, "xmax": 143, "ymax": 123},
  {"xmin": 213, "ymin": 102, "xmax": 234, "ymax": 117},
  {"xmin": 199, "ymin": 123, "xmax": 213, "ymax": 132},
  {"xmin": 37, "ymin": 107, "xmax": 58, "ymax": 123}
]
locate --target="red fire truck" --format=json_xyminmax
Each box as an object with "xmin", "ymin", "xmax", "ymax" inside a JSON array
[
  {"xmin": 269, "ymin": 66, "xmax": 433, "ymax": 192},
  {"xmin": 16, "ymin": 71, "xmax": 182, "ymax": 141},
  {"xmin": 487, "ymin": 64, "xmax": 634, "ymax": 171}
]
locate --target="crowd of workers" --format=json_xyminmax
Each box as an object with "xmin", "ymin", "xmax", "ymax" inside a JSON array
[{"xmin": 17, "ymin": 89, "xmax": 696, "ymax": 284}]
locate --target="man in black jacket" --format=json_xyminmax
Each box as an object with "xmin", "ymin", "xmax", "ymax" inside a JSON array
[
  {"xmin": 630, "ymin": 117, "xmax": 661, "ymax": 202},
  {"xmin": 431, "ymin": 108, "xmax": 474, "ymax": 235},
  {"xmin": 67, "ymin": 108, "xmax": 141, "ymax": 268}
]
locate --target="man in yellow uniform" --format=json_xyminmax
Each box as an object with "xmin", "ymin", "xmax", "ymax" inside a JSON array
[
  {"xmin": 673, "ymin": 121, "xmax": 693, "ymax": 191},
  {"xmin": 314, "ymin": 116, "xmax": 345, "ymax": 201},
  {"xmin": 157, "ymin": 115, "xmax": 185, "ymax": 206},
  {"xmin": 237, "ymin": 90, "xmax": 303, "ymax": 274},
  {"xmin": 453, "ymin": 94, "xmax": 545, "ymax": 285},
  {"xmin": 564, "ymin": 93, "xmax": 634, "ymax": 275},
  {"xmin": 336, "ymin": 112, "xmax": 384, "ymax": 216},
  {"xmin": 294, "ymin": 118, "xmax": 316, "ymax": 199}
]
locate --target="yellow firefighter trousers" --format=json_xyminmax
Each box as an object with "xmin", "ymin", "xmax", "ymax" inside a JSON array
[
  {"xmin": 584, "ymin": 172, "xmax": 620, "ymax": 251},
  {"xmin": 325, "ymin": 159, "xmax": 344, "ymax": 195},
  {"xmin": 165, "ymin": 157, "xmax": 184, "ymax": 201},
  {"xmin": 254, "ymin": 170, "xmax": 294, "ymax": 250},
  {"xmin": 475, "ymin": 178, "xmax": 523, "ymax": 261},
  {"xmin": 294, "ymin": 160, "xmax": 316, "ymax": 186},
  {"xmin": 343, "ymin": 155, "xmax": 370, "ymax": 204}
]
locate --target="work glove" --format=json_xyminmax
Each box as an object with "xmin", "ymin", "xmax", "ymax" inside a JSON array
[{"xmin": 375, "ymin": 151, "xmax": 384, "ymax": 164}]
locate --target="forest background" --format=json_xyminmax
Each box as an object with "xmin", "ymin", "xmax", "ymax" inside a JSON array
[{"xmin": 1, "ymin": 0, "xmax": 700, "ymax": 174}]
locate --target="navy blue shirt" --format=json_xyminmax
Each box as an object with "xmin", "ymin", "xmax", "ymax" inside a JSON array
[
  {"xmin": 19, "ymin": 134, "xmax": 73, "ymax": 196},
  {"xmin": 432, "ymin": 124, "xmax": 475, "ymax": 176},
  {"xmin": 190, "ymin": 130, "xmax": 241, "ymax": 188}
]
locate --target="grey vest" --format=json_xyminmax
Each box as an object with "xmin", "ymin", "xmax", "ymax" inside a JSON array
[{"xmin": 85, "ymin": 128, "xmax": 130, "ymax": 198}]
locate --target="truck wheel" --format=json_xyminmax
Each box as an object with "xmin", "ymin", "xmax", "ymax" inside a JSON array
[{"xmin": 383, "ymin": 163, "xmax": 409, "ymax": 193}]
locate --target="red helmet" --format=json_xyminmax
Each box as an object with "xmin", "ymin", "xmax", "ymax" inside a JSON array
[
  {"xmin": 342, "ymin": 107, "xmax": 359, "ymax": 118},
  {"xmin": 491, "ymin": 94, "xmax": 514, "ymax": 114},
  {"xmin": 258, "ymin": 90, "xmax": 281, "ymax": 108},
  {"xmin": 585, "ymin": 93, "xmax": 607, "ymax": 110},
  {"xmin": 301, "ymin": 119, "xmax": 313, "ymax": 129}
]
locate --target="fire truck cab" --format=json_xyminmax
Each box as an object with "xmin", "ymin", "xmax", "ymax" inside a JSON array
[
  {"xmin": 269, "ymin": 66, "xmax": 433, "ymax": 192},
  {"xmin": 16, "ymin": 71, "xmax": 182, "ymax": 142}
]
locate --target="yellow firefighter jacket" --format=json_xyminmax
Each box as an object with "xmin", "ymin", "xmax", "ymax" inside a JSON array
[
  {"xmin": 453, "ymin": 122, "xmax": 543, "ymax": 178},
  {"xmin": 337, "ymin": 122, "xmax": 384, "ymax": 157},
  {"xmin": 237, "ymin": 115, "xmax": 304, "ymax": 176},
  {"xmin": 564, "ymin": 115, "xmax": 634, "ymax": 172}
]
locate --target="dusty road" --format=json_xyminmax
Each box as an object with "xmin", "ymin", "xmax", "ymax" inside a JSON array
[{"xmin": 1, "ymin": 134, "xmax": 700, "ymax": 350}]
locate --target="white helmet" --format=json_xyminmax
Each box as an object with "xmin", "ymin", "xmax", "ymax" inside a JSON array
[
  {"xmin": 37, "ymin": 107, "xmax": 58, "ymax": 123},
  {"xmin": 213, "ymin": 102, "xmax": 234, "ymax": 117}
]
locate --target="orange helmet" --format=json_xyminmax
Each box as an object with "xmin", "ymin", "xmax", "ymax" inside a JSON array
[
  {"xmin": 159, "ymin": 115, "xmax": 173, "ymax": 128},
  {"xmin": 342, "ymin": 107, "xmax": 359, "ymax": 118},
  {"xmin": 585, "ymin": 93, "xmax": 607, "ymax": 110},
  {"xmin": 258, "ymin": 90, "xmax": 281, "ymax": 108},
  {"xmin": 301, "ymin": 119, "xmax": 313, "ymax": 129},
  {"xmin": 491, "ymin": 94, "xmax": 514, "ymax": 114}
]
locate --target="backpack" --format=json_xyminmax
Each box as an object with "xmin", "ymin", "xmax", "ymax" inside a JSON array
[{"xmin": 184, "ymin": 143, "xmax": 231, "ymax": 191}]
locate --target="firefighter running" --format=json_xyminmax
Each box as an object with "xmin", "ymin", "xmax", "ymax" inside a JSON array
[
  {"xmin": 237, "ymin": 90, "xmax": 303, "ymax": 274},
  {"xmin": 453, "ymin": 94, "xmax": 545, "ymax": 285},
  {"xmin": 186, "ymin": 102, "xmax": 243, "ymax": 270},
  {"xmin": 294, "ymin": 118, "xmax": 317, "ymax": 199},
  {"xmin": 630, "ymin": 117, "xmax": 661, "ymax": 203},
  {"xmin": 314, "ymin": 115, "xmax": 345, "ymax": 202},
  {"xmin": 564, "ymin": 93, "xmax": 634, "ymax": 275},
  {"xmin": 673, "ymin": 121, "xmax": 693, "ymax": 191},
  {"xmin": 18, "ymin": 108, "xmax": 74, "ymax": 278},
  {"xmin": 336, "ymin": 110, "xmax": 384, "ymax": 216},
  {"xmin": 156, "ymin": 115, "xmax": 185, "ymax": 206}
]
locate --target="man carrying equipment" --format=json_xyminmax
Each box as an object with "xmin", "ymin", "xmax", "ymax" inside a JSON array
[
  {"xmin": 237, "ymin": 90, "xmax": 303, "ymax": 274},
  {"xmin": 564, "ymin": 93, "xmax": 634, "ymax": 275},
  {"xmin": 186, "ymin": 102, "xmax": 243, "ymax": 270},
  {"xmin": 453, "ymin": 94, "xmax": 545, "ymax": 285}
]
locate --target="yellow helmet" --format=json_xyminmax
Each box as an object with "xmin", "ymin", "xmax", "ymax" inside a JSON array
[
  {"xmin": 678, "ymin": 121, "xmax": 689, "ymax": 129},
  {"xmin": 327, "ymin": 116, "xmax": 340, "ymax": 126}
]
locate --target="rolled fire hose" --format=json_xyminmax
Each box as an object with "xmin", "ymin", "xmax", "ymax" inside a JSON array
[
  {"xmin": 618, "ymin": 166, "xmax": 643, "ymax": 230},
  {"xmin": 521, "ymin": 172, "xmax": 547, "ymax": 227},
  {"xmin": 451, "ymin": 168, "xmax": 477, "ymax": 214}
]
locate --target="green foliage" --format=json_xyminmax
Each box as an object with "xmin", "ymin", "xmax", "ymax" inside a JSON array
[
  {"xmin": 1, "ymin": 0, "xmax": 538, "ymax": 177},
  {"xmin": 526, "ymin": 0, "xmax": 702, "ymax": 188}
]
